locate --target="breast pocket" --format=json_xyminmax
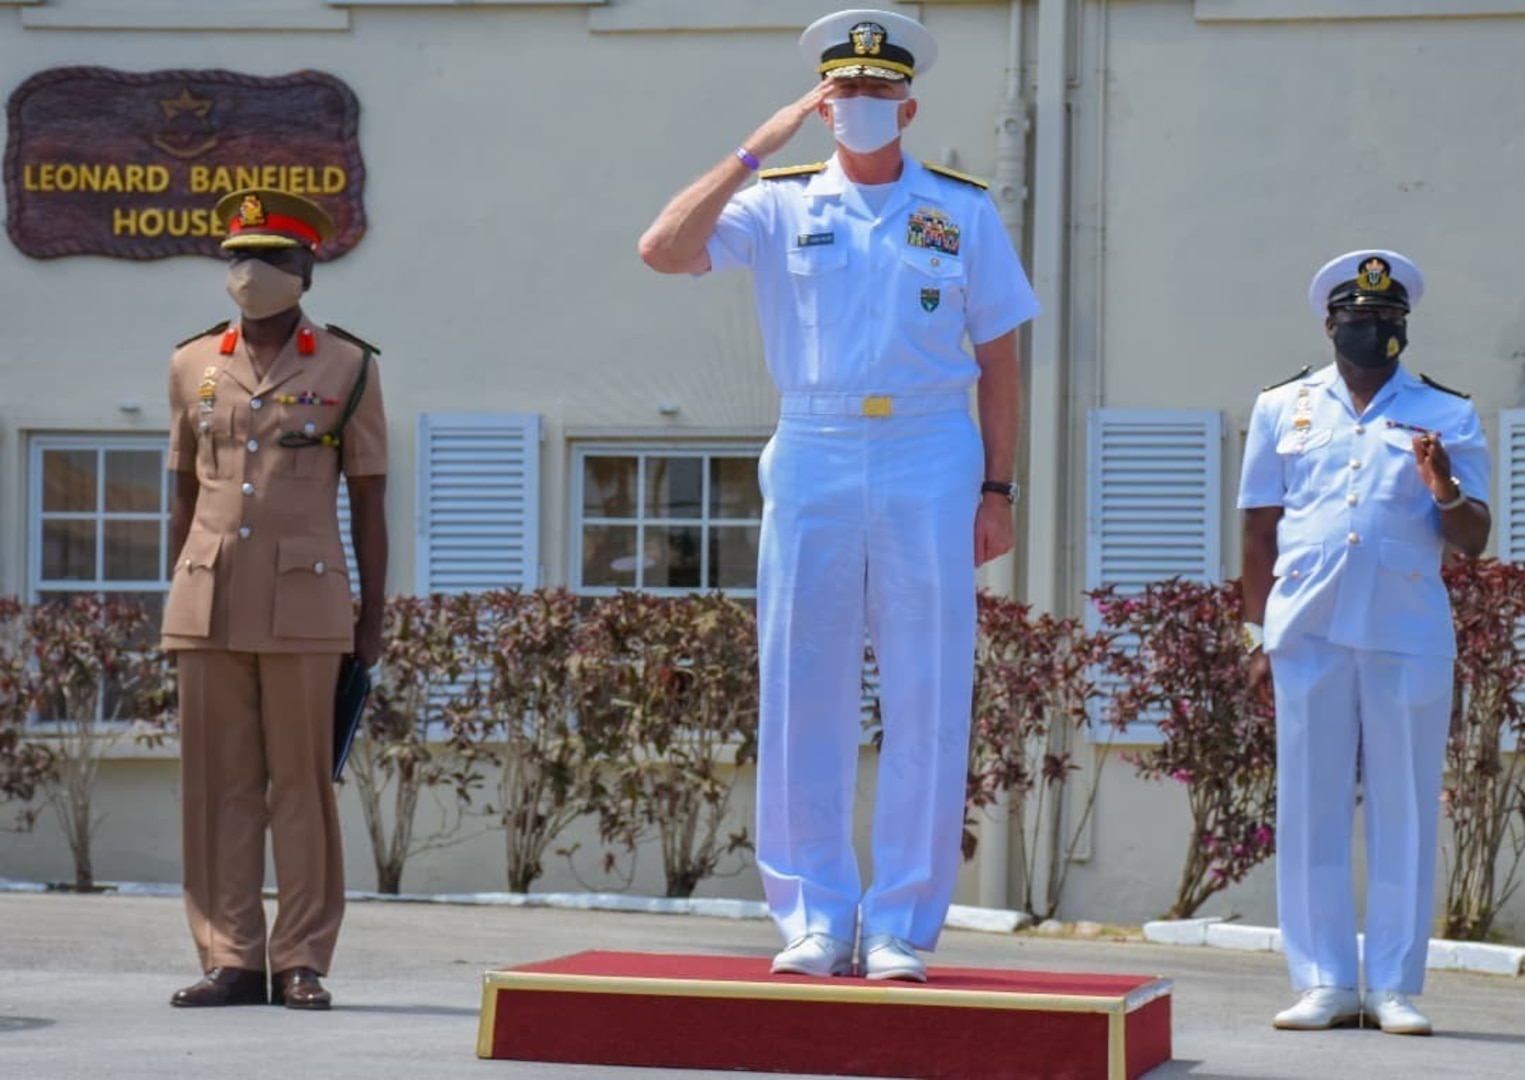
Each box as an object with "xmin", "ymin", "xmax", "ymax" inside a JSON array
[
  {"xmin": 898, "ymin": 248, "xmax": 967, "ymax": 326},
  {"xmin": 787, "ymin": 245, "xmax": 849, "ymax": 327},
  {"xmin": 274, "ymin": 403, "xmax": 341, "ymax": 478},
  {"xmin": 194, "ymin": 405, "xmax": 236, "ymax": 480},
  {"xmin": 1375, "ymin": 429, "xmax": 1426, "ymax": 500}
]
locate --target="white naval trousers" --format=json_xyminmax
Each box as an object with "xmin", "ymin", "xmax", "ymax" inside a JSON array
[
  {"xmin": 754, "ymin": 394, "xmax": 983, "ymax": 952},
  {"xmin": 1271, "ymin": 634, "xmax": 1453, "ymax": 994}
]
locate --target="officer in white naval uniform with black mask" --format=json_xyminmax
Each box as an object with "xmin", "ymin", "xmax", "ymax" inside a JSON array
[
  {"xmin": 639, "ymin": 9, "xmax": 1040, "ymax": 982},
  {"xmin": 1239, "ymin": 250, "xmax": 1491, "ymax": 1036}
]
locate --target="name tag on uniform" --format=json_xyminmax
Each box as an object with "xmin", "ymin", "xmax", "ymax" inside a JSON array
[{"xmin": 796, "ymin": 232, "xmax": 835, "ymax": 247}]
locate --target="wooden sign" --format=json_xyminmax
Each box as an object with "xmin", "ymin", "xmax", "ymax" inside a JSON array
[{"xmin": 4, "ymin": 67, "xmax": 366, "ymax": 261}]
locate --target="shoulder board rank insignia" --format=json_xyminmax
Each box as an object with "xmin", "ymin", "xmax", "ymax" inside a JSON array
[
  {"xmin": 1261, "ymin": 365, "xmax": 1312, "ymax": 393},
  {"xmin": 923, "ymin": 163, "xmax": 989, "ymax": 190},
  {"xmin": 758, "ymin": 163, "xmax": 827, "ymax": 181},
  {"xmin": 324, "ymin": 324, "xmax": 382, "ymax": 356},
  {"xmin": 1421, "ymin": 373, "xmax": 1469, "ymax": 399},
  {"xmin": 175, "ymin": 320, "xmax": 230, "ymax": 350}
]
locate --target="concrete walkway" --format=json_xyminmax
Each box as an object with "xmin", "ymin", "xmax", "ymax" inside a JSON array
[{"xmin": 2, "ymin": 892, "xmax": 1523, "ymax": 1079}]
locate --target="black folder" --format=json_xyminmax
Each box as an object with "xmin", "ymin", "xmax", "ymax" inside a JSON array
[{"xmin": 332, "ymin": 655, "xmax": 372, "ymax": 782}]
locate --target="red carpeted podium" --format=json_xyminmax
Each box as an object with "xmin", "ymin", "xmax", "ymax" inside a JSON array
[{"xmin": 477, "ymin": 950, "xmax": 1172, "ymax": 1079}]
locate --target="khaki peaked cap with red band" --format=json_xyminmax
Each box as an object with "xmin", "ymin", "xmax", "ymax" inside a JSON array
[{"xmin": 214, "ymin": 187, "xmax": 336, "ymax": 252}]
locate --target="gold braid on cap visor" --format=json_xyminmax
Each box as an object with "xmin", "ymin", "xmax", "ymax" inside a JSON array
[{"xmin": 819, "ymin": 56, "xmax": 915, "ymax": 79}]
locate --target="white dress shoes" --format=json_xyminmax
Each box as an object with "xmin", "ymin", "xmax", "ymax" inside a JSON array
[
  {"xmin": 1363, "ymin": 990, "xmax": 1433, "ymax": 1036},
  {"xmin": 770, "ymin": 933, "xmax": 854, "ymax": 978},
  {"xmin": 860, "ymin": 934, "xmax": 927, "ymax": 982},
  {"xmin": 1272, "ymin": 986, "xmax": 1362, "ymax": 1030}
]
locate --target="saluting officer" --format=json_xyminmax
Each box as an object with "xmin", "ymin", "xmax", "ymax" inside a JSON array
[
  {"xmin": 639, "ymin": 9, "xmax": 1040, "ymax": 982},
  {"xmin": 163, "ymin": 188, "xmax": 388, "ymax": 1010},
  {"xmin": 1239, "ymin": 251, "xmax": 1490, "ymax": 1036}
]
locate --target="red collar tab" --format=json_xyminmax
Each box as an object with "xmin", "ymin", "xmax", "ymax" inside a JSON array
[
  {"xmin": 297, "ymin": 326, "xmax": 316, "ymax": 356},
  {"xmin": 219, "ymin": 326, "xmax": 240, "ymax": 355}
]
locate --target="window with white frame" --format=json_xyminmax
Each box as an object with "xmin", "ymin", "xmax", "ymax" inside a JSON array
[
  {"xmin": 29, "ymin": 435, "xmax": 173, "ymax": 623},
  {"xmin": 572, "ymin": 445, "xmax": 763, "ymax": 597}
]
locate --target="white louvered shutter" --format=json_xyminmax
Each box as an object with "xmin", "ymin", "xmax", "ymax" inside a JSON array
[
  {"xmin": 336, "ymin": 482, "xmax": 360, "ymax": 594},
  {"xmin": 1086, "ymin": 409, "xmax": 1224, "ymax": 741},
  {"xmin": 416, "ymin": 413, "xmax": 542, "ymax": 595},
  {"xmin": 1496, "ymin": 410, "xmax": 1525, "ymax": 563}
]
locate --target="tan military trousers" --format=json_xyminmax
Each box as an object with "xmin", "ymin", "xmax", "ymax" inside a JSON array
[{"xmin": 177, "ymin": 651, "xmax": 345, "ymax": 975}]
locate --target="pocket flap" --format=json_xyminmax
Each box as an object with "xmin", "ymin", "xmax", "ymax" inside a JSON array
[
  {"xmin": 177, "ymin": 532, "xmax": 221, "ymax": 572},
  {"xmin": 1380, "ymin": 428, "xmax": 1421, "ymax": 453},
  {"xmin": 1380, "ymin": 538, "xmax": 1440, "ymax": 577},
  {"xmin": 1272, "ymin": 545, "xmax": 1323, "ymax": 579},
  {"xmin": 277, "ymin": 538, "xmax": 345, "ymax": 577},
  {"xmin": 787, "ymin": 246, "xmax": 848, "ymax": 275},
  {"xmin": 898, "ymin": 248, "xmax": 965, "ymax": 279}
]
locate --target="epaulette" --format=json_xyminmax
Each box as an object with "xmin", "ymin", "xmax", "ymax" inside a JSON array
[
  {"xmin": 923, "ymin": 162, "xmax": 989, "ymax": 190},
  {"xmin": 325, "ymin": 324, "xmax": 382, "ymax": 356},
  {"xmin": 758, "ymin": 163, "xmax": 826, "ymax": 181},
  {"xmin": 1261, "ymin": 365, "xmax": 1311, "ymax": 393},
  {"xmin": 1421, "ymin": 373, "xmax": 1469, "ymax": 399},
  {"xmin": 175, "ymin": 320, "xmax": 230, "ymax": 350}
]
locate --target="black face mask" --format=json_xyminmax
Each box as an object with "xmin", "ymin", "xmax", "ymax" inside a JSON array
[{"xmin": 1334, "ymin": 319, "xmax": 1407, "ymax": 369}]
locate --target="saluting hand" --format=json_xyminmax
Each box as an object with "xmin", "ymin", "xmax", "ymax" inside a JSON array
[
  {"xmin": 743, "ymin": 81, "xmax": 836, "ymax": 162},
  {"xmin": 1412, "ymin": 433, "xmax": 1459, "ymax": 503}
]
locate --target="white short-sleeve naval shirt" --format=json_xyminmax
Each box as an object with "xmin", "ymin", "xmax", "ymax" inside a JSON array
[
  {"xmin": 706, "ymin": 154, "xmax": 1040, "ymax": 395},
  {"xmin": 1237, "ymin": 363, "xmax": 1490, "ymax": 657}
]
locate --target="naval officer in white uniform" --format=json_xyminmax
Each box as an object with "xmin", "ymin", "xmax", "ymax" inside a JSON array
[
  {"xmin": 1239, "ymin": 250, "xmax": 1490, "ymax": 1035},
  {"xmin": 639, "ymin": 8, "xmax": 1040, "ymax": 982}
]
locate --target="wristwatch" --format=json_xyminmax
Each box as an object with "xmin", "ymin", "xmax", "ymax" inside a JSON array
[{"xmin": 981, "ymin": 480, "xmax": 1020, "ymax": 504}]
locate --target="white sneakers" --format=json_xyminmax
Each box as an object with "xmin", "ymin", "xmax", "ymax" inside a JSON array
[
  {"xmin": 1362, "ymin": 990, "xmax": 1433, "ymax": 1036},
  {"xmin": 770, "ymin": 932, "xmax": 926, "ymax": 981},
  {"xmin": 860, "ymin": 935, "xmax": 928, "ymax": 982},
  {"xmin": 1273, "ymin": 986, "xmax": 1433, "ymax": 1035},
  {"xmin": 1272, "ymin": 987, "xmax": 1362, "ymax": 1030},
  {"xmin": 770, "ymin": 933, "xmax": 854, "ymax": 977}
]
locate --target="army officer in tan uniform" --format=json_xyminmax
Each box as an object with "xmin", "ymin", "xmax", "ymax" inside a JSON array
[{"xmin": 163, "ymin": 188, "xmax": 388, "ymax": 1011}]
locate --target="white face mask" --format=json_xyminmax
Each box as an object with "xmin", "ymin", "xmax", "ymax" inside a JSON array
[
  {"xmin": 829, "ymin": 96, "xmax": 905, "ymax": 154},
  {"xmin": 225, "ymin": 258, "xmax": 305, "ymax": 320}
]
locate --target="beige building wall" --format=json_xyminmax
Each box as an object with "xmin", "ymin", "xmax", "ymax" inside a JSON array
[{"xmin": 3, "ymin": 0, "xmax": 1524, "ymax": 940}]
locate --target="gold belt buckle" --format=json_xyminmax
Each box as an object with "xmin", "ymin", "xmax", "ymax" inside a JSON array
[{"xmin": 861, "ymin": 395, "xmax": 893, "ymax": 418}]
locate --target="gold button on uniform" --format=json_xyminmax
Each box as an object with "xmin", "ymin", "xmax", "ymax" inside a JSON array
[
  {"xmin": 238, "ymin": 526, "xmax": 251, "ymax": 538},
  {"xmin": 1349, "ymin": 459, "xmax": 1361, "ymax": 469},
  {"xmin": 250, "ymin": 398, "xmax": 263, "ymax": 410},
  {"xmin": 314, "ymin": 561, "xmax": 326, "ymax": 576},
  {"xmin": 1347, "ymin": 532, "xmax": 1360, "ymax": 544},
  {"xmin": 1354, "ymin": 424, "xmax": 1365, "ymax": 434},
  {"xmin": 247, "ymin": 440, "xmax": 259, "ymax": 452},
  {"xmin": 1346, "ymin": 494, "xmax": 1358, "ymax": 506},
  {"xmin": 241, "ymin": 482, "xmax": 255, "ymax": 495}
]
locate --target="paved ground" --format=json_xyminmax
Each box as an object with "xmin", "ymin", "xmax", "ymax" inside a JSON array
[{"xmin": 2, "ymin": 892, "xmax": 1524, "ymax": 1079}]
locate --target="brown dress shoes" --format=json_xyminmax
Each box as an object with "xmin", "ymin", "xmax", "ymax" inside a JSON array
[
  {"xmin": 170, "ymin": 966, "xmax": 268, "ymax": 1007},
  {"xmin": 272, "ymin": 967, "xmax": 332, "ymax": 1010}
]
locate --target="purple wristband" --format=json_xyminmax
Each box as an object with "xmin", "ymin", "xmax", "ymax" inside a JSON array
[{"xmin": 735, "ymin": 146, "xmax": 761, "ymax": 172}]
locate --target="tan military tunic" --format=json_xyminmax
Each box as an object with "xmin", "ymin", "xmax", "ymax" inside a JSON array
[
  {"xmin": 163, "ymin": 317, "xmax": 387, "ymax": 652},
  {"xmin": 163, "ymin": 315, "xmax": 386, "ymax": 976}
]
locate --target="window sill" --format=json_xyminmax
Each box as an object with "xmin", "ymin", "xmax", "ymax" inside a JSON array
[
  {"xmin": 1197, "ymin": 0, "xmax": 1525, "ymax": 21},
  {"xmin": 590, "ymin": 0, "xmax": 920, "ymax": 33},
  {"xmin": 21, "ymin": 4, "xmax": 350, "ymax": 31}
]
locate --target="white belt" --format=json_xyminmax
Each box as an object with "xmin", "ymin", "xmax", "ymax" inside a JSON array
[{"xmin": 778, "ymin": 391, "xmax": 969, "ymax": 419}]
